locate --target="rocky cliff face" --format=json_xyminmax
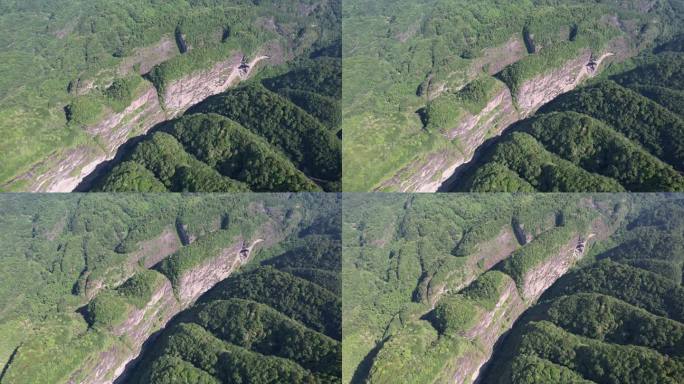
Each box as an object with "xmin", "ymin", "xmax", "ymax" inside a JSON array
[
  {"xmin": 162, "ymin": 53, "xmax": 270, "ymax": 117},
  {"xmin": 178, "ymin": 238, "xmax": 266, "ymax": 307},
  {"xmin": 4, "ymin": 46, "xmax": 273, "ymax": 192},
  {"xmin": 12, "ymin": 145, "xmax": 109, "ymax": 193},
  {"xmin": 426, "ymin": 226, "xmax": 520, "ymax": 307},
  {"xmin": 5, "ymin": 83, "xmax": 167, "ymax": 193},
  {"xmin": 177, "ymin": 242, "xmax": 244, "ymax": 307},
  {"xmin": 162, "ymin": 53, "xmax": 243, "ymax": 116},
  {"xmin": 452, "ymin": 278, "xmax": 524, "ymax": 384},
  {"xmin": 83, "ymin": 226, "xmax": 182, "ymax": 300},
  {"xmin": 441, "ymin": 239, "xmax": 583, "ymax": 384},
  {"xmin": 515, "ymin": 50, "xmax": 609, "ymax": 116},
  {"xmin": 133, "ymin": 227, "xmax": 183, "ymax": 269},
  {"xmin": 71, "ymin": 232, "xmax": 267, "ymax": 384},
  {"xmin": 73, "ymin": 280, "xmax": 179, "ymax": 384},
  {"xmin": 377, "ymin": 87, "xmax": 519, "ymax": 192},
  {"xmin": 521, "ymin": 234, "xmax": 585, "ymax": 302},
  {"xmin": 378, "ymin": 49, "xmax": 614, "ymax": 193},
  {"xmin": 86, "ymin": 84, "xmax": 167, "ymax": 155},
  {"xmin": 445, "ymin": 212, "xmax": 620, "ymax": 384},
  {"xmin": 470, "ymin": 37, "xmax": 528, "ymax": 77},
  {"xmin": 446, "ymin": 88, "xmax": 519, "ymax": 143}
]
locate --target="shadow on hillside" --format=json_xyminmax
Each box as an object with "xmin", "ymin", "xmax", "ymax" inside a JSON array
[
  {"xmin": 437, "ymin": 118, "xmax": 531, "ymax": 192},
  {"xmin": 349, "ymin": 339, "xmax": 386, "ymax": 384},
  {"xmin": 73, "ymin": 118, "xmax": 176, "ymax": 192}
]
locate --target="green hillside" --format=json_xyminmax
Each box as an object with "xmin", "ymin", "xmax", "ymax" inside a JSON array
[
  {"xmin": 457, "ymin": 48, "xmax": 684, "ymax": 192},
  {"xmin": 343, "ymin": 194, "xmax": 684, "ymax": 383},
  {"xmin": 0, "ymin": 0, "xmax": 340, "ymax": 192},
  {"xmin": 90, "ymin": 55, "xmax": 342, "ymax": 192},
  {"xmin": 342, "ymin": 193, "xmax": 632, "ymax": 383},
  {"xmin": 342, "ymin": 0, "xmax": 683, "ymax": 191},
  {"xmin": 480, "ymin": 197, "xmax": 684, "ymax": 383},
  {"xmin": 128, "ymin": 202, "xmax": 342, "ymax": 384},
  {"xmin": 0, "ymin": 193, "xmax": 340, "ymax": 384}
]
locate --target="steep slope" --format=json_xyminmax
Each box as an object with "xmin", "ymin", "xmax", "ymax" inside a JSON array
[
  {"xmin": 0, "ymin": 194, "xmax": 339, "ymax": 384},
  {"xmin": 342, "ymin": 194, "xmax": 627, "ymax": 383},
  {"xmin": 88, "ymin": 55, "xmax": 342, "ymax": 192},
  {"xmin": 126, "ymin": 207, "xmax": 342, "ymax": 384},
  {"xmin": 480, "ymin": 197, "xmax": 684, "ymax": 383},
  {"xmin": 455, "ymin": 49, "xmax": 684, "ymax": 192},
  {"xmin": 343, "ymin": 0, "xmax": 683, "ymax": 192},
  {"xmin": 0, "ymin": 0, "xmax": 341, "ymax": 192}
]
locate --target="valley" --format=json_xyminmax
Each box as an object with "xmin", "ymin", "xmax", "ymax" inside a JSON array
[
  {"xmin": 0, "ymin": 193, "xmax": 341, "ymax": 384},
  {"xmin": 451, "ymin": 47, "xmax": 684, "ymax": 192},
  {"xmin": 0, "ymin": 0, "xmax": 341, "ymax": 192},
  {"xmin": 342, "ymin": 194, "xmax": 684, "ymax": 383},
  {"xmin": 342, "ymin": 0, "xmax": 684, "ymax": 192}
]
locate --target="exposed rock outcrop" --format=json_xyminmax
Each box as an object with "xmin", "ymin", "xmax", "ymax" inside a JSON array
[
  {"xmin": 377, "ymin": 48, "xmax": 614, "ymax": 193},
  {"xmin": 178, "ymin": 238, "xmax": 265, "ymax": 307},
  {"xmin": 8, "ymin": 146, "xmax": 108, "ymax": 193},
  {"xmin": 86, "ymin": 83, "xmax": 167, "ymax": 155},
  {"xmin": 469, "ymin": 227, "xmax": 520, "ymax": 272},
  {"xmin": 520, "ymin": 234, "xmax": 587, "ymax": 302},
  {"xmin": 73, "ymin": 235, "xmax": 265, "ymax": 384},
  {"xmin": 445, "ymin": 208, "xmax": 622, "ymax": 383},
  {"xmin": 452, "ymin": 278, "xmax": 525, "ymax": 384},
  {"xmin": 445, "ymin": 88, "xmax": 519, "ymax": 143},
  {"xmin": 161, "ymin": 53, "xmax": 270, "ymax": 117},
  {"xmin": 4, "ymin": 82, "xmax": 167, "ymax": 193},
  {"xmin": 132, "ymin": 227, "xmax": 183, "ymax": 269},
  {"xmin": 82, "ymin": 226, "xmax": 182, "ymax": 300},
  {"xmin": 515, "ymin": 51, "xmax": 613, "ymax": 116},
  {"xmin": 441, "ymin": 236, "xmax": 586, "ymax": 384},
  {"xmin": 377, "ymin": 87, "xmax": 519, "ymax": 192},
  {"xmin": 470, "ymin": 37, "xmax": 528, "ymax": 76},
  {"xmin": 177, "ymin": 241, "xmax": 244, "ymax": 306},
  {"xmin": 118, "ymin": 37, "xmax": 179, "ymax": 76},
  {"xmin": 464, "ymin": 279, "xmax": 524, "ymax": 347},
  {"xmin": 426, "ymin": 226, "xmax": 520, "ymax": 307},
  {"xmin": 3, "ymin": 44, "xmax": 273, "ymax": 192},
  {"xmin": 72, "ymin": 279, "xmax": 179, "ymax": 384}
]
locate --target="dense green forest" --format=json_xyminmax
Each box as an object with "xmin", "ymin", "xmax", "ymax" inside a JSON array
[
  {"xmin": 342, "ymin": 194, "xmax": 684, "ymax": 384},
  {"xmin": 0, "ymin": 193, "xmax": 341, "ymax": 384},
  {"xmin": 342, "ymin": 0, "xmax": 684, "ymax": 191},
  {"xmin": 0, "ymin": 0, "xmax": 341, "ymax": 192},
  {"xmin": 480, "ymin": 197, "xmax": 684, "ymax": 384},
  {"xmin": 89, "ymin": 53, "xmax": 342, "ymax": 192},
  {"xmin": 342, "ymin": 194, "xmax": 629, "ymax": 383},
  {"xmin": 128, "ymin": 199, "xmax": 342, "ymax": 384},
  {"xmin": 455, "ymin": 45, "xmax": 684, "ymax": 192}
]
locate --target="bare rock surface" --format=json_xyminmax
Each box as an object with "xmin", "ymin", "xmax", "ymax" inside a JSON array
[
  {"xmin": 378, "ymin": 49, "xmax": 614, "ymax": 193},
  {"xmin": 4, "ymin": 83, "xmax": 166, "ymax": 192},
  {"xmin": 4, "ymin": 45, "xmax": 273, "ymax": 192},
  {"xmin": 515, "ymin": 51, "xmax": 612, "ymax": 116},
  {"xmin": 162, "ymin": 54, "xmax": 270, "ymax": 117},
  {"xmin": 452, "ymin": 278, "xmax": 524, "ymax": 384},
  {"xmin": 377, "ymin": 87, "xmax": 518, "ymax": 192},
  {"xmin": 73, "ymin": 234, "xmax": 266, "ymax": 384}
]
